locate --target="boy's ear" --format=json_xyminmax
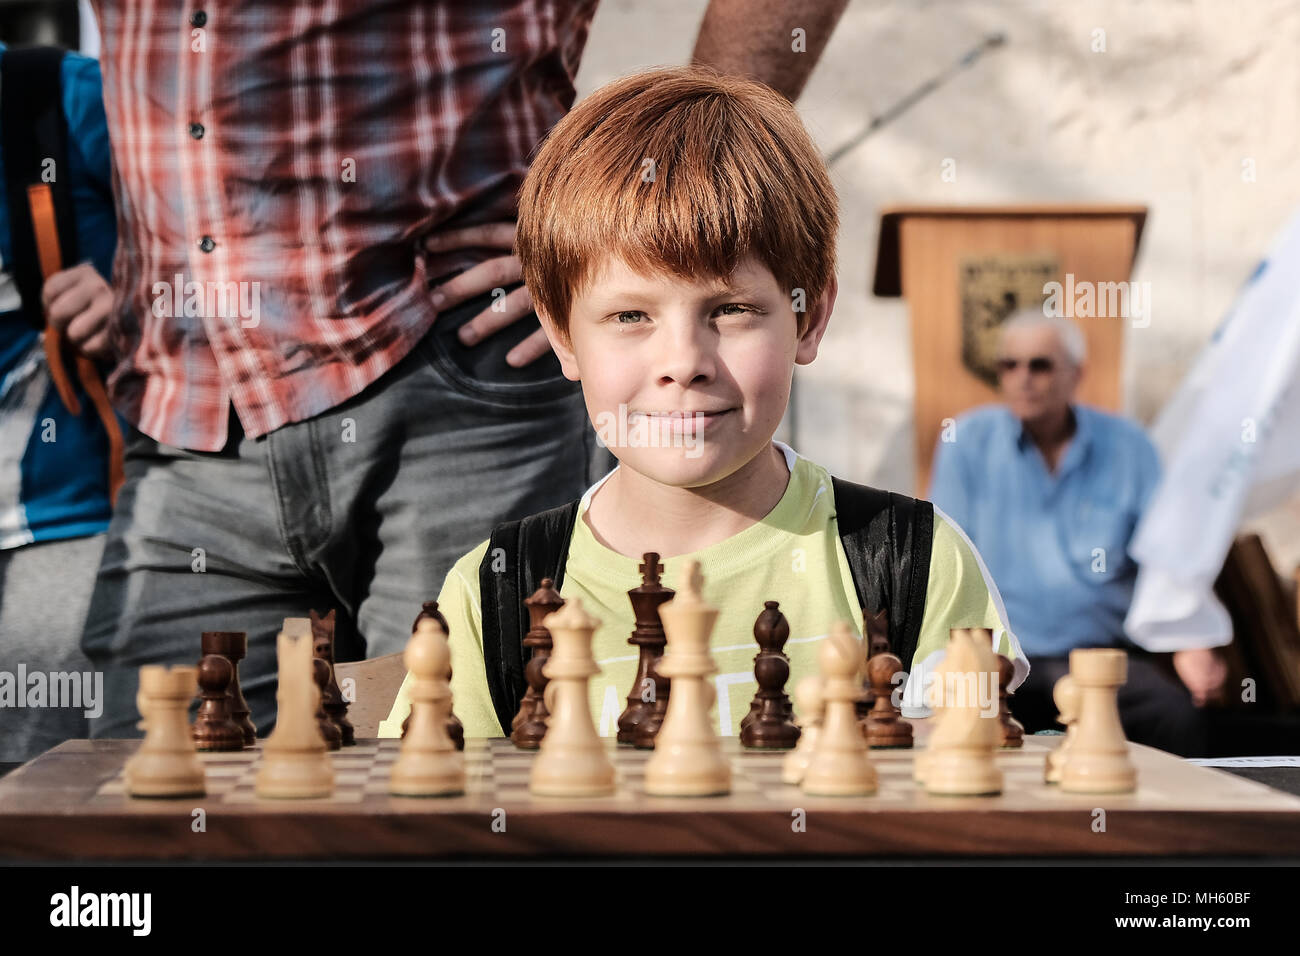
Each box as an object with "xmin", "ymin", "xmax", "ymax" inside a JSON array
[
  {"xmin": 794, "ymin": 273, "xmax": 838, "ymax": 365},
  {"xmin": 535, "ymin": 304, "xmax": 581, "ymax": 381}
]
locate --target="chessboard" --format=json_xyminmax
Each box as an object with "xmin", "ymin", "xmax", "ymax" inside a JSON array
[{"xmin": 2, "ymin": 728, "xmax": 1299, "ymax": 860}]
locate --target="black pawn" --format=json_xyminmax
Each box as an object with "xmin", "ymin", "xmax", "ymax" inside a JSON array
[
  {"xmin": 857, "ymin": 608, "xmax": 890, "ymax": 720},
  {"xmin": 312, "ymin": 657, "xmax": 342, "ymax": 750},
  {"xmin": 740, "ymin": 601, "xmax": 801, "ymax": 749},
  {"xmin": 192, "ymin": 653, "xmax": 244, "ymax": 751}
]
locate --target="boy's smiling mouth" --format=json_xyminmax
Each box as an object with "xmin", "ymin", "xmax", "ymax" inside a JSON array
[
  {"xmin": 629, "ymin": 408, "xmax": 736, "ymax": 433},
  {"xmin": 632, "ymin": 408, "xmax": 735, "ymax": 418}
]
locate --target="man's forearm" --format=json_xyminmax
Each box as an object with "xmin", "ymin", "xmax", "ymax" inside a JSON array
[{"xmin": 691, "ymin": 0, "xmax": 850, "ymax": 102}]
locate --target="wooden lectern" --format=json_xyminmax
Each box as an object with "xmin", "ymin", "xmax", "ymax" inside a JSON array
[{"xmin": 872, "ymin": 204, "xmax": 1148, "ymax": 495}]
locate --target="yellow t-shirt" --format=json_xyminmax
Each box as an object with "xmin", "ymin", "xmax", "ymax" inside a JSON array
[{"xmin": 379, "ymin": 447, "xmax": 1024, "ymax": 738}]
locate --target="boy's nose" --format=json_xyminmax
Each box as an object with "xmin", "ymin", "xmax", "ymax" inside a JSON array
[{"xmin": 654, "ymin": 325, "xmax": 717, "ymax": 387}]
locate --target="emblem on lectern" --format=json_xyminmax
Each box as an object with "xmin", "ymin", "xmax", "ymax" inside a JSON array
[{"xmin": 957, "ymin": 253, "xmax": 1058, "ymax": 386}]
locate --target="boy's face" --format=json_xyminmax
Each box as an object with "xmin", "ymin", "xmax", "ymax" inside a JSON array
[{"xmin": 539, "ymin": 254, "xmax": 835, "ymax": 489}]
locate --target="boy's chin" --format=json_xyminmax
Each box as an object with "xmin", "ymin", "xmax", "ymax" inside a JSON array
[{"xmin": 612, "ymin": 443, "xmax": 754, "ymax": 490}]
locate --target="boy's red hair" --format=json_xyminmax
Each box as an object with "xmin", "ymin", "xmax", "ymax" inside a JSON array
[{"xmin": 516, "ymin": 65, "xmax": 838, "ymax": 341}]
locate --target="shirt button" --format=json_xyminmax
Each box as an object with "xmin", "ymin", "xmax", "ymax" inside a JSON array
[
  {"xmin": 188, "ymin": 122, "xmax": 204, "ymax": 140},
  {"xmin": 198, "ymin": 236, "xmax": 216, "ymax": 253},
  {"xmin": 190, "ymin": 10, "xmax": 207, "ymax": 27}
]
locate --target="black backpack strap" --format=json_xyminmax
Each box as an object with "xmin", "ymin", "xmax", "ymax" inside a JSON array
[
  {"xmin": 478, "ymin": 499, "xmax": 582, "ymax": 734},
  {"xmin": 1, "ymin": 46, "xmax": 77, "ymax": 329},
  {"xmin": 831, "ymin": 476, "xmax": 934, "ymax": 671}
]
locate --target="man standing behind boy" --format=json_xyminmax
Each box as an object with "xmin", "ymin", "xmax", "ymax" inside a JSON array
[{"xmin": 382, "ymin": 66, "xmax": 1025, "ymax": 738}]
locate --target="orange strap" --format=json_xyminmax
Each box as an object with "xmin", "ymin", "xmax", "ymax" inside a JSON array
[
  {"xmin": 29, "ymin": 185, "xmax": 81, "ymax": 417},
  {"xmin": 28, "ymin": 183, "xmax": 125, "ymax": 505}
]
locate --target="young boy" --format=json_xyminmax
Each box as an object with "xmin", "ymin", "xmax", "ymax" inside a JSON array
[{"xmin": 380, "ymin": 65, "xmax": 1025, "ymax": 739}]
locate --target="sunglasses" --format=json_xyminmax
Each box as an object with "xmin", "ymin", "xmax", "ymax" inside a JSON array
[{"xmin": 996, "ymin": 356, "xmax": 1056, "ymax": 375}]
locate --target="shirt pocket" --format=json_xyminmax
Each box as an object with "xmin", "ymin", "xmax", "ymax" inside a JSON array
[{"xmin": 1065, "ymin": 502, "xmax": 1137, "ymax": 583}]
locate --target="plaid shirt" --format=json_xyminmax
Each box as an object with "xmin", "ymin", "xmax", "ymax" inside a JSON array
[{"xmin": 92, "ymin": 0, "xmax": 599, "ymax": 450}]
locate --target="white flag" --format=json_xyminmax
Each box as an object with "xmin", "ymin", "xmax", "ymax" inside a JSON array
[{"xmin": 1125, "ymin": 209, "xmax": 1300, "ymax": 650}]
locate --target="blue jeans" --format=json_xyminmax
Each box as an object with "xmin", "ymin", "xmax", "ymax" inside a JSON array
[{"xmin": 82, "ymin": 288, "xmax": 606, "ymax": 737}]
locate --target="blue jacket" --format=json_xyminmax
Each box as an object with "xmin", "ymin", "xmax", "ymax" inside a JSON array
[{"xmin": 0, "ymin": 45, "xmax": 118, "ymax": 548}]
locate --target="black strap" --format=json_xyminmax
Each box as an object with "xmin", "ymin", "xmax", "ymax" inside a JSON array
[
  {"xmin": 830, "ymin": 476, "xmax": 934, "ymax": 672},
  {"xmin": 479, "ymin": 499, "xmax": 582, "ymax": 735},
  {"xmin": 477, "ymin": 476, "xmax": 935, "ymax": 734},
  {"xmin": 1, "ymin": 46, "xmax": 77, "ymax": 329}
]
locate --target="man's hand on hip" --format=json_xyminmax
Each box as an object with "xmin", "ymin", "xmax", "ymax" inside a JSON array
[
  {"xmin": 1172, "ymin": 647, "xmax": 1228, "ymax": 707},
  {"xmin": 425, "ymin": 222, "xmax": 552, "ymax": 368}
]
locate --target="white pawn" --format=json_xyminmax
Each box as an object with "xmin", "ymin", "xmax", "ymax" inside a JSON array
[
  {"xmin": 782, "ymin": 675, "xmax": 825, "ymax": 785},
  {"xmin": 924, "ymin": 628, "xmax": 1002, "ymax": 796},
  {"xmin": 1060, "ymin": 648, "xmax": 1137, "ymax": 793},
  {"xmin": 644, "ymin": 561, "xmax": 731, "ymax": 797},
  {"xmin": 256, "ymin": 623, "xmax": 334, "ymax": 799},
  {"xmin": 391, "ymin": 619, "xmax": 465, "ymax": 796},
  {"xmin": 801, "ymin": 622, "xmax": 877, "ymax": 796},
  {"xmin": 529, "ymin": 598, "xmax": 615, "ymax": 797},
  {"xmin": 124, "ymin": 665, "xmax": 206, "ymax": 798},
  {"xmin": 1044, "ymin": 673, "xmax": 1080, "ymax": 784}
]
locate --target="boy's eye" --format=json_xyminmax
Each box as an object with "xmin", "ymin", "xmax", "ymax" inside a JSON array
[{"xmin": 610, "ymin": 304, "xmax": 757, "ymax": 324}]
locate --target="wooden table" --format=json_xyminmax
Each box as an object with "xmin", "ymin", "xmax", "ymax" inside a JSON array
[{"xmin": 2, "ymin": 732, "xmax": 1299, "ymax": 860}]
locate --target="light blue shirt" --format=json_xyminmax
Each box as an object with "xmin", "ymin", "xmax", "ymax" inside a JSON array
[{"xmin": 928, "ymin": 403, "xmax": 1161, "ymax": 658}]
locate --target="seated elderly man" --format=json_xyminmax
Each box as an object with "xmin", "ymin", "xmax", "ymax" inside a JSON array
[{"xmin": 929, "ymin": 309, "xmax": 1225, "ymax": 757}]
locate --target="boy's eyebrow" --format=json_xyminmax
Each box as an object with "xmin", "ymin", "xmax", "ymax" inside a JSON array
[{"xmin": 588, "ymin": 283, "xmax": 766, "ymax": 305}]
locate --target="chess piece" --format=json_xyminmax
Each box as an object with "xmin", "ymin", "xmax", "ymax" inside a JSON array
[
  {"xmin": 312, "ymin": 657, "xmax": 343, "ymax": 750},
  {"xmin": 202, "ymin": 631, "xmax": 256, "ymax": 744},
  {"xmin": 311, "ymin": 609, "xmax": 355, "ymax": 746},
  {"xmin": 802, "ymin": 622, "xmax": 877, "ymax": 796},
  {"xmin": 404, "ymin": 601, "xmax": 464, "ymax": 750},
  {"xmin": 125, "ymin": 665, "xmax": 206, "ymax": 797},
  {"xmin": 1044, "ymin": 673, "xmax": 1080, "ymax": 784},
  {"xmin": 740, "ymin": 601, "xmax": 800, "ymax": 749},
  {"xmin": 512, "ymin": 579, "xmax": 565, "ymax": 749},
  {"xmin": 855, "ymin": 608, "xmax": 891, "ymax": 720},
  {"xmin": 914, "ymin": 650, "xmax": 953, "ymax": 785},
  {"xmin": 782, "ymin": 675, "xmax": 825, "ymax": 785},
  {"xmin": 256, "ymin": 620, "xmax": 334, "ymax": 799},
  {"xmin": 644, "ymin": 562, "xmax": 731, "ymax": 796},
  {"xmin": 864, "ymin": 607, "xmax": 891, "ymax": 658},
  {"xmin": 390, "ymin": 619, "xmax": 466, "ymax": 796},
  {"xmin": 864, "ymin": 649, "xmax": 913, "ymax": 748},
  {"xmin": 1060, "ymin": 648, "xmax": 1138, "ymax": 793},
  {"xmin": 632, "ymin": 565, "xmax": 675, "ymax": 751},
  {"xmin": 617, "ymin": 554, "xmax": 675, "ymax": 746},
  {"xmin": 191, "ymin": 653, "xmax": 244, "ymax": 751},
  {"xmin": 995, "ymin": 652, "xmax": 1025, "ymax": 748},
  {"xmin": 967, "ymin": 626, "xmax": 1024, "ymax": 749},
  {"xmin": 923, "ymin": 628, "xmax": 1002, "ymax": 796},
  {"xmin": 529, "ymin": 598, "xmax": 616, "ymax": 797}
]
